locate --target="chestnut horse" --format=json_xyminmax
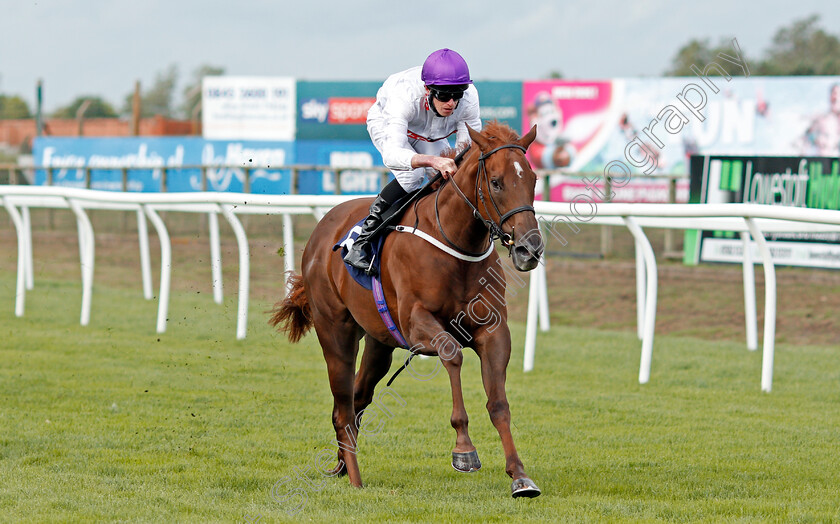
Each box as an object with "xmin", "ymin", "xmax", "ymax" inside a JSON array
[{"xmin": 270, "ymin": 121, "xmax": 544, "ymax": 498}]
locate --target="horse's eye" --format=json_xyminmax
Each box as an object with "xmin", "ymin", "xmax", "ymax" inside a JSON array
[{"xmin": 491, "ymin": 179, "xmax": 501, "ymax": 191}]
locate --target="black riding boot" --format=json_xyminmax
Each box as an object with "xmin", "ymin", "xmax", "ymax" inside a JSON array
[
  {"xmin": 343, "ymin": 178, "xmax": 408, "ymax": 275},
  {"xmin": 343, "ymin": 194, "xmax": 393, "ymax": 274}
]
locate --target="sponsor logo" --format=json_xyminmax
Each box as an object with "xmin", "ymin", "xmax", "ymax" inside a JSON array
[
  {"xmin": 328, "ymin": 98, "xmax": 375, "ymax": 124},
  {"xmin": 300, "ymin": 98, "xmax": 330, "ymax": 123}
]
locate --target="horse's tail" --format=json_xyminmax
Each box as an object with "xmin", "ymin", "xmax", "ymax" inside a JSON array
[{"xmin": 268, "ymin": 273, "xmax": 313, "ymax": 343}]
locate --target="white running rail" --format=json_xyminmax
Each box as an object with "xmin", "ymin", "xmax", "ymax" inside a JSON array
[
  {"xmin": 4, "ymin": 187, "xmax": 840, "ymax": 392},
  {"xmin": 526, "ymin": 202, "xmax": 840, "ymax": 392},
  {"xmin": 0, "ymin": 186, "xmax": 355, "ymax": 341}
]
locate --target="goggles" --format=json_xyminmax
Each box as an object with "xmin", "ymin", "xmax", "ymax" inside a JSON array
[{"xmin": 430, "ymin": 88, "xmax": 465, "ymax": 103}]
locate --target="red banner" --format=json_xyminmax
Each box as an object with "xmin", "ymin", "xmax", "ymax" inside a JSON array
[{"xmin": 328, "ymin": 98, "xmax": 376, "ymax": 124}]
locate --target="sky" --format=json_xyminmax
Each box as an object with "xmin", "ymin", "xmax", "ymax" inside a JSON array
[{"xmin": 2, "ymin": 0, "xmax": 840, "ymax": 113}]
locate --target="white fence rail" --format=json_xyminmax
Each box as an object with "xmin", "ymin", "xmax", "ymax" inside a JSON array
[
  {"xmin": 3, "ymin": 187, "xmax": 839, "ymax": 392},
  {"xmin": 0, "ymin": 186, "xmax": 355, "ymax": 340},
  {"xmin": 527, "ymin": 202, "xmax": 840, "ymax": 392}
]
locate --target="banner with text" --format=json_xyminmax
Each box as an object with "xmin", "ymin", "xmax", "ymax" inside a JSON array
[
  {"xmin": 202, "ymin": 76, "xmax": 296, "ymax": 140},
  {"xmin": 296, "ymin": 81, "xmax": 381, "ymax": 141},
  {"xmin": 295, "ymin": 140, "xmax": 388, "ymax": 195},
  {"xmin": 33, "ymin": 137, "xmax": 295, "ymax": 194},
  {"xmin": 685, "ymin": 154, "xmax": 840, "ymax": 269},
  {"xmin": 296, "ymin": 80, "xmax": 523, "ymax": 141},
  {"xmin": 523, "ymin": 77, "xmax": 840, "ymax": 203}
]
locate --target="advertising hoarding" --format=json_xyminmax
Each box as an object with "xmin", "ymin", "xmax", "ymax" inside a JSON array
[
  {"xmin": 33, "ymin": 137, "xmax": 294, "ymax": 194},
  {"xmin": 686, "ymin": 154, "xmax": 840, "ymax": 269},
  {"xmin": 522, "ymin": 76, "xmax": 840, "ymax": 203},
  {"xmin": 295, "ymin": 140, "xmax": 387, "ymax": 195},
  {"xmin": 473, "ymin": 81, "xmax": 522, "ymax": 134},
  {"xmin": 296, "ymin": 81, "xmax": 380, "ymax": 141},
  {"xmin": 202, "ymin": 76, "xmax": 296, "ymax": 140}
]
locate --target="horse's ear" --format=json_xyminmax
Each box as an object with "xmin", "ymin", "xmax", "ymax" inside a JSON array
[
  {"xmin": 467, "ymin": 124, "xmax": 489, "ymax": 151},
  {"xmin": 518, "ymin": 125, "xmax": 538, "ymax": 150}
]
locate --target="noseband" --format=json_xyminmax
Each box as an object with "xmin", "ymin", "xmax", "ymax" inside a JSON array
[{"xmin": 435, "ymin": 143, "xmax": 535, "ymax": 256}]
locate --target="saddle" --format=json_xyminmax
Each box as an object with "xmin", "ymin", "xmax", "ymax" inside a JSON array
[{"xmin": 332, "ymin": 218, "xmax": 389, "ymax": 291}]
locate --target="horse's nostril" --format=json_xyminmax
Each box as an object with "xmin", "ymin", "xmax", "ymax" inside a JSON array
[
  {"xmin": 513, "ymin": 233, "xmax": 544, "ymax": 259},
  {"xmin": 514, "ymin": 245, "xmax": 537, "ymax": 260}
]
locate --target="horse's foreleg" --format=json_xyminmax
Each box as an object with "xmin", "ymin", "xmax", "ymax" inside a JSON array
[
  {"xmin": 440, "ymin": 351, "xmax": 481, "ymax": 472},
  {"xmin": 404, "ymin": 307, "xmax": 480, "ymax": 472},
  {"xmin": 476, "ymin": 329, "xmax": 541, "ymax": 498}
]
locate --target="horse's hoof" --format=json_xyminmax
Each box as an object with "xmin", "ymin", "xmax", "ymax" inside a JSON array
[
  {"xmin": 511, "ymin": 477, "xmax": 541, "ymax": 498},
  {"xmin": 451, "ymin": 450, "xmax": 481, "ymax": 472}
]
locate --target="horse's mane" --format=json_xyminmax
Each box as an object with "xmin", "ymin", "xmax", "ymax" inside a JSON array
[
  {"xmin": 480, "ymin": 120, "xmax": 521, "ymax": 143},
  {"xmin": 441, "ymin": 120, "xmax": 520, "ymax": 159}
]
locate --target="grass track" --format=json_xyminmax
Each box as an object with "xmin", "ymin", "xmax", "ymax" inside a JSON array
[{"xmin": 1, "ymin": 274, "xmax": 839, "ymax": 522}]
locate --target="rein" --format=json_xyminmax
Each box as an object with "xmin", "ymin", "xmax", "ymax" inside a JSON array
[{"xmin": 435, "ymin": 143, "xmax": 535, "ymax": 256}]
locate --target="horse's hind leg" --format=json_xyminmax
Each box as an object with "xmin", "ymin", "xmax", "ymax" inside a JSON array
[
  {"xmin": 313, "ymin": 318, "xmax": 364, "ymax": 488},
  {"xmin": 353, "ymin": 335, "xmax": 395, "ymax": 416},
  {"xmin": 324, "ymin": 335, "xmax": 395, "ymax": 478},
  {"xmin": 441, "ymin": 349, "xmax": 481, "ymax": 472}
]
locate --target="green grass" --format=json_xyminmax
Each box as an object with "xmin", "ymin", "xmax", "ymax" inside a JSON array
[{"xmin": 1, "ymin": 274, "xmax": 839, "ymax": 522}]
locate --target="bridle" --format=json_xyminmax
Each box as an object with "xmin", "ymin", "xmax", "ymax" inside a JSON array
[{"xmin": 434, "ymin": 143, "xmax": 536, "ymax": 257}]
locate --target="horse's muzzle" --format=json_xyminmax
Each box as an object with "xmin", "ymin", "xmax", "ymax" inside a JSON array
[{"xmin": 510, "ymin": 229, "xmax": 544, "ymax": 272}]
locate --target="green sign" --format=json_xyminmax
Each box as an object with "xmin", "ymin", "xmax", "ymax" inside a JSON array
[{"xmin": 685, "ymin": 155, "xmax": 840, "ymax": 269}]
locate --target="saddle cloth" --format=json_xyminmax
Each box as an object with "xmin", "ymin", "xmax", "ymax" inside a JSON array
[{"xmin": 332, "ymin": 218, "xmax": 388, "ymax": 291}]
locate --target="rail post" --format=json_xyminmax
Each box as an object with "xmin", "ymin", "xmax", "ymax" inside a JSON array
[
  {"xmin": 664, "ymin": 176, "xmax": 681, "ymax": 258},
  {"xmin": 600, "ymin": 175, "xmax": 613, "ymax": 257},
  {"xmin": 290, "ymin": 167, "xmax": 299, "ymax": 195},
  {"xmin": 121, "ymin": 167, "xmax": 129, "ymax": 232},
  {"xmin": 542, "ymin": 172, "xmax": 551, "ymax": 201}
]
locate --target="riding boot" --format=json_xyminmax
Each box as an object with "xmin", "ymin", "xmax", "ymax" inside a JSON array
[{"xmin": 343, "ymin": 194, "xmax": 393, "ymax": 274}]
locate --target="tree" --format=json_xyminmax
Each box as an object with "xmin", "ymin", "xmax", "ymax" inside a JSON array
[
  {"xmin": 756, "ymin": 14, "xmax": 840, "ymax": 75},
  {"xmin": 180, "ymin": 64, "xmax": 225, "ymax": 120},
  {"xmin": 0, "ymin": 94, "xmax": 32, "ymax": 119},
  {"xmin": 666, "ymin": 15, "xmax": 840, "ymax": 77},
  {"xmin": 123, "ymin": 64, "xmax": 179, "ymax": 118},
  {"xmin": 51, "ymin": 95, "xmax": 118, "ymax": 118},
  {"xmin": 665, "ymin": 38, "xmax": 742, "ymax": 76}
]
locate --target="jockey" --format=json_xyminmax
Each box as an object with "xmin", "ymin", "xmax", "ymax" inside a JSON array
[{"xmin": 343, "ymin": 48, "xmax": 482, "ymax": 274}]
